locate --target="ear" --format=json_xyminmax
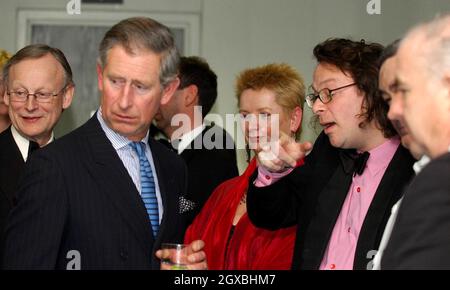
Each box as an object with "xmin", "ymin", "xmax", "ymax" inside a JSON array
[
  {"xmin": 3, "ymin": 89, "xmax": 9, "ymax": 106},
  {"xmin": 290, "ymin": 106, "xmax": 303, "ymax": 134},
  {"xmin": 96, "ymin": 63, "xmax": 104, "ymax": 92},
  {"xmin": 442, "ymin": 74, "xmax": 450, "ymax": 111},
  {"xmin": 184, "ymin": 84, "xmax": 199, "ymax": 107},
  {"xmin": 62, "ymin": 84, "xmax": 75, "ymax": 109},
  {"xmin": 160, "ymin": 77, "xmax": 180, "ymax": 106}
]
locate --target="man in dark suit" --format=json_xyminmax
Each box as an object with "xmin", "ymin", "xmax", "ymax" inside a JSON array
[
  {"xmin": 2, "ymin": 17, "xmax": 206, "ymax": 270},
  {"xmin": 0, "ymin": 44, "xmax": 75, "ymax": 261},
  {"xmin": 246, "ymin": 38, "xmax": 416, "ymax": 270},
  {"xmin": 154, "ymin": 56, "xmax": 238, "ymax": 224},
  {"xmin": 381, "ymin": 15, "xmax": 450, "ymax": 269}
]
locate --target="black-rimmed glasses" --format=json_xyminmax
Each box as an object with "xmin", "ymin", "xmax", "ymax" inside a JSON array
[{"xmin": 305, "ymin": 83, "xmax": 356, "ymax": 108}]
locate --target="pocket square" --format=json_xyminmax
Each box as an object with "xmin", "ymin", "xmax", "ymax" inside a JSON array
[{"xmin": 179, "ymin": 196, "xmax": 196, "ymax": 214}]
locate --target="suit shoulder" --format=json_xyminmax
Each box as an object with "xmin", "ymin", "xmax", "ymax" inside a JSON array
[
  {"xmin": 0, "ymin": 127, "xmax": 13, "ymax": 146},
  {"xmin": 414, "ymin": 153, "xmax": 450, "ymax": 187}
]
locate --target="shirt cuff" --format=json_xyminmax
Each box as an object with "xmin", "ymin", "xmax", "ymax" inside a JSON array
[{"xmin": 254, "ymin": 166, "xmax": 293, "ymax": 187}]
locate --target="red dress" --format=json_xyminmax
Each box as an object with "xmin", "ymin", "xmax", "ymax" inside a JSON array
[{"xmin": 184, "ymin": 158, "xmax": 302, "ymax": 270}]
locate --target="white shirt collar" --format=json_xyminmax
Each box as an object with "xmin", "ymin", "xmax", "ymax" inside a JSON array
[
  {"xmin": 412, "ymin": 146, "xmax": 450, "ymax": 174},
  {"xmin": 413, "ymin": 155, "xmax": 431, "ymax": 175},
  {"xmin": 11, "ymin": 125, "xmax": 54, "ymax": 162},
  {"xmin": 176, "ymin": 124, "xmax": 205, "ymax": 154}
]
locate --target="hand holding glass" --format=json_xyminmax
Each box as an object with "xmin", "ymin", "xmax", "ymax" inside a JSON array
[{"xmin": 160, "ymin": 243, "xmax": 189, "ymax": 270}]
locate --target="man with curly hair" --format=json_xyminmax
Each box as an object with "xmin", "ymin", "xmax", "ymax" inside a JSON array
[{"xmin": 247, "ymin": 38, "xmax": 416, "ymax": 270}]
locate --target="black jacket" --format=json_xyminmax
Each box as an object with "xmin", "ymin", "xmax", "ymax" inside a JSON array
[
  {"xmin": 180, "ymin": 124, "xmax": 238, "ymax": 224},
  {"xmin": 382, "ymin": 153, "xmax": 450, "ymax": 269},
  {"xmin": 2, "ymin": 116, "xmax": 188, "ymax": 270},
  {"xmin": 0, "ymin": 127, "xmax": 26, "ymax": 261}
]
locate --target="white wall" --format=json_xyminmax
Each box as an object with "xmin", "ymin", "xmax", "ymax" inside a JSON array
[{"xmin": 1, "ymin": 0, "xmax": 450, "ymax": 172}]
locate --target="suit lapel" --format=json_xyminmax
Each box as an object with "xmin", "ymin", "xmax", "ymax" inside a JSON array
[
  {"xmin": 83, "ymin": 117, "xmax": 153, "ymax": 253},
  {"xmin": 148, "ymin": 137, "xmax": 179, "ymax": 247},
  {"xmin": 353, "ymin": 145, "xmax": 414, "ymax": 269},
  {"xmin": 0, "ymin": 128, "xmax": 25, "ymax": 203},
  {"xmin": 301, "ymin": 158, "xmax": 354, "ymax": 269}
]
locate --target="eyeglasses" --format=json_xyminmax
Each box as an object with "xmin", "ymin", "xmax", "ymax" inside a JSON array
[
  {"xmin": 7, "ymin": 85, "xmax": 67, "ymax": 103},
  {"xmin": 305, "ymin": 83, "xmax": 356, "ymax": 108}
]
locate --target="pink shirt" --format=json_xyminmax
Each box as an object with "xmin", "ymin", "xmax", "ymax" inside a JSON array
[
  {"xmin": 255, "ymin": 137, "xmax": 400, "ymax": 270},
  {"xmin": 319, "ymin": 137, "xmax": 400, "ymax": 270}
]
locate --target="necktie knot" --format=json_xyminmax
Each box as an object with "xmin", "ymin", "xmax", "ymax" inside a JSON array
[
  {"xmin": 130, "ymin": 141, "xmax": 145, "ymax": 157},
  {"xmin": 339, "ymin": 150, "xmax": 370, "ymax": 176}
]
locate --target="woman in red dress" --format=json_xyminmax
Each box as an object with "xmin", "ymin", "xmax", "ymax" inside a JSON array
[{"xmin": 184, "ymin": 63, "xmax": 306, "ymax": 270}]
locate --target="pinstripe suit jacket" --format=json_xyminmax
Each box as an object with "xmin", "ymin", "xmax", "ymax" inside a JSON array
[
  {"xmin": 0, "ymin": 127, "xmax": 26, "ymax": 263},
  {"xmin": 2, "ymin": 116, "xmax": 188, "ymax": 270}
]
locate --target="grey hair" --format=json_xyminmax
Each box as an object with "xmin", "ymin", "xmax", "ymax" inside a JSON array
[
  {"xmin": 403, "ymin": 14, "xmax": 450, "ymax": 82},
  {"xmin": 98, "ymin": 17, "xmax": 180, "ymax": 88},
  {"xmin": 2, "ymin": 44, "xmax": 74, "ymax": 88}
]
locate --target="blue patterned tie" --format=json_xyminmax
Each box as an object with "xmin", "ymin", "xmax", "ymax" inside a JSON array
[{"xmin": 130, "ymin": 142, "xmax": 159, "ymax": 237}]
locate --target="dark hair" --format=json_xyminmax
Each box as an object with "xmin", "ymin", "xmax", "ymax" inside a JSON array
[
  {"xmin": 378, "ymin": 39, "xmax": 401, "ymax": 68},
  {"xmin": 313, "ymin": 38, "xmax": 396, "ymax": 138},
  {"xmin": 2, "ymin": 44, "xmax": 73, "ymax": 88},
  {"xmin": 99, "ymin": 17, "xmax": 179, "ymax": 88},
  {"xmin": 178, "ymin": 56, "xmax": 217, "ymax": 117}
]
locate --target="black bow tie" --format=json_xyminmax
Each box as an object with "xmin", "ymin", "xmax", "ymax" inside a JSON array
[
  {"xmin": 339, "ymin": 150, "xmax": 370, "ymax": 176},
  {"xmin": 28, "ymin": 140, "xmax": 40, "ymax": 157}
]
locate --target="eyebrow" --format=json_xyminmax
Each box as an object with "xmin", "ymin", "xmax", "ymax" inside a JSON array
[
  {"xmin": 394, "ymin": 76, "xmax": 404, "ymax": 87},
  {"xmin": 312, "ymin": 78, "xmax": 338, "ymax": 91},
  {"xmin": 9, "ymin": 83, "xmax": 49, "ymax": 92},
  {"xmin": 239, "ymin": 107, "xmax": 272, "ymax": 113},
  {"xmin": 389, "ymin": 79, "xmax": 400, "ymax": 92}
]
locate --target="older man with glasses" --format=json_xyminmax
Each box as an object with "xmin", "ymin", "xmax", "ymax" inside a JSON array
[
  {"xmin": 0, "ymin": 44, "xmax": 74, "ymax": 260},
  {"xmin": 246, "ymin": 38, "xmax": 416, "ymax": 270}
]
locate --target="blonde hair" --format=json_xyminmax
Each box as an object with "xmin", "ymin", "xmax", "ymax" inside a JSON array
[
  {"xmin": 235, "ymin": 63, "xmax": 305, "ymax": 137},
  {"xmin": 0, "ymin": 49, "xmax": 12, "ymax": 70}
]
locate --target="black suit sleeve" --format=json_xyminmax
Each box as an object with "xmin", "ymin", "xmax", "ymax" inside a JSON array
[
  {"xmin": 2, "ymin": 150, "xmax": 68, "ymax": 269},
  {"xmin": 381, "ymin": 155, "xmax": 450, "ymax": 269},
  {"xmin": 246, "ymin": 170, "xmax": 302, "ymax": 230}
]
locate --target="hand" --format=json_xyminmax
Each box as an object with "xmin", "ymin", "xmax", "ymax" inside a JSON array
[
  {"xmin": 257, "ymin": 132, "xmax": 312, "ymax": 172},
  {"xmin": 156, "ymin": 240, "xmax": 208, "ymax": 270}
]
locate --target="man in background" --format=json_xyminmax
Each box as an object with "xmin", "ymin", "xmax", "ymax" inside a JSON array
[
  {"xmin": 382, "ymin": 14, "xmax": 450, "ymax": 269},
  {"xmin": 371, "ymin": 39, "xmax": 425, "ymax": 269},
  {"xmin": 154, "ymin": 56, "xmax": 238, "ymax": 224},
  {"xmin": 0, "ymin": 44, "xmax": 74, "ymax": 260}
]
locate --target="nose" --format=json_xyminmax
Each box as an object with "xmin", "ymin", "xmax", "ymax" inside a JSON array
[
  {"xmin": 312, "ymin": 98, "xmax": 326, "ymax": 115},
  {"xmin": 245, "ymin": 115, "xmax": 258, "ymax": 132},
  {"xmin": 387, "ymin": 96, "xmax": 403, "ymax": 122},
  {"xmin": 118, "ymin": 84, "xmax": 133, "ymax": 109},
  {"xmin": 25, "ymin": 94, "xmax": 39, "ymax": 111}
]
